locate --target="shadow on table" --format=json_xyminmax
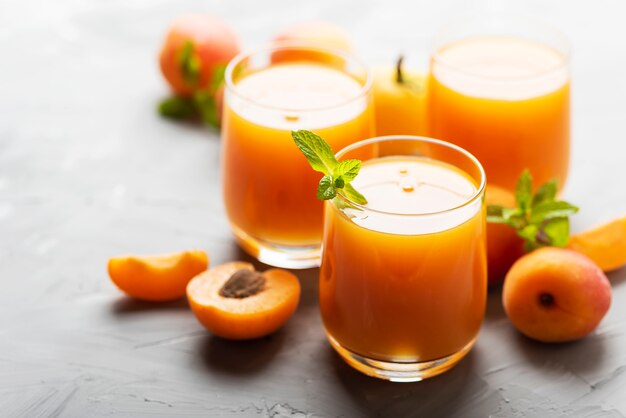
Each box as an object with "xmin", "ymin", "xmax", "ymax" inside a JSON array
[
  {"xmin": 485, "ymin": 285, "xmax": 506, "ymax": 322},
  {"xmin": 324, "ymin": 344, "xmax": 487, "ymax": 417},
  {"xmin": 512, "ymin": 327, "xmax": 608, "ymax": 376},
  {"xmin": 109, "ymin": 297, "xmax": 190, "ymax": 315},
  {"xmin": 608, "ymin": 266, "xmax": 626, "ymax": 287},
  {"xmin": 196, "ymin": 331, "xmax": 286, "ymax": 376}
]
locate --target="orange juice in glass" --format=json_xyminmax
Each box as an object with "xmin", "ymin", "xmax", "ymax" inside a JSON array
[
  {"xmin": 222, "ymin": 45, "xmax": 374, "ymax": 268},
  {"xmin": 320, "ymin": 136, "xmax": 486, "ymax": 381},
  {"xmin": 428, "ymin": 16, "xmax": 570, "ymax": 191}
]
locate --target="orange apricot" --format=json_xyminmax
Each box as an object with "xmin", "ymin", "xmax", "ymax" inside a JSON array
[
  {"xmin": 159, "ymin": 14, "xmax": 241, "ymax": 96},
  {"xmin": 372, "ymin": 61, "xmax": 428, "ymax": 138},
  {"xmin": 568, "ymin": 216, "xmax": 626, "ymax": 272},
  {"xmin": 108, "ymin": 250, "xmax": 209, "ymax": 301},
  {"xmin": 485, "ymin": 184, "xmax": 526, "ymax": 284},
  {"xmin": 270, "ymin": 21, "xmax": 354, "ymax": 65},
  {"xmin": 503, "ymin": 247, "xmax": 611, "ymax": 343},
  {"xmin": 272, "ymin": 21, "xmax": 353, "ymax": 52},
  {"xmin": 187, "ymin": 262, "xmax": 300, "ymax": 340}
]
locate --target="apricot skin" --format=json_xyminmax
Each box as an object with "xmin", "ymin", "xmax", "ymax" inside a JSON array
[
  {"xmin": 187, "ymin": 262, "xmax": 300, "ymax": 340},
  {"xmin": 108, "ymin": 250, "xmax": 209, "ymax": 302},
  {"xmin": 159, "ymin": 14, "xmax": 241, "ymax": 96},
  {"xmin": 372, "ymin": 65, "xmax": 428, "ymax": 138},
  {"xmin": 270, "ymin": 22, "xmax": 354, "ymax": 65},
  {"xmin": 503, "ymin": 247, "xmax": 611, "ymax": 343},
  {"xmin": 485, "ymin": 185, "xmax": 526, "ymax": 285},
  {"xmin": 272, "ymin": 21, "xmax": 353, "ymax": 53}
]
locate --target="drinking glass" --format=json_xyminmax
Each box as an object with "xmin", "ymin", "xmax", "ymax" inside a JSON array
[
  {"xmin": 428, "ymin": 15, "xmax": 570, "ymax": 191},
  {"xmin": 320, "ymin": 136, "xmax": 486, "ymax": 381},
  {"xmin": 221, "ymin": 44, "xmax": 374, "ymax": 268}
]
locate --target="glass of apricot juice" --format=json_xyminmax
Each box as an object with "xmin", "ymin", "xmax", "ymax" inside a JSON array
[
  {"xmin": 320, "ymin": 136, "xmax": 487, "ymax": 381},
  {"xmin": 428, "ymin": 15, "xmax": 570, "ymax": 191},
  {"xmin": 221, "ymin": 44, "xmax": 374, "ymax": 268}
]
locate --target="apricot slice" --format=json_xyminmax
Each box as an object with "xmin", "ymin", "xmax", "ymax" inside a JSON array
[
  {"xmin": 187, "ymin": 262, "xmax": 300, "ymax": 340},
  {"xmin": 108, "ymin": 250, "xmax": 209, "ymax": 301},
  {"xmin": 568, "ymin": 216, "xmax": 626, "ymax": 272}
]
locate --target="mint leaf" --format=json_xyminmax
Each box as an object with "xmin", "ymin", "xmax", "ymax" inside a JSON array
[
  {"xmin": 487, "ymin": 205, "xmax": 506, "ymax": 223},
  {"xmin": 487, "ymin": 170, "xmax": 578, "ymax": 253},
  {"xmin": 210, "ymin": 64, "xmax": 226, "ymax": 95},
  {"xmin": 532, "ymin": 179, "xmax": 557, "ymax": 207},
  {"xmin": 193, "ymin": 91, "xmax": 219, "ymax": 128},
  {"xmin": 518, "ymin": 224, "xmax": 540, "ymax": 248},
  {"xmin": 542, "ymin": 217, "xmax": 570, "ymax": 247},
  {"xmin": 333, "ymin": 159, "xmax": 361, "ymax": 182},
  {"xmin": 291, "ymin": 130, "xmax": 367, "ymax": 204},
  {"xmin": 342, "ymin": 184, "xmax": 367, "ymax": 205},
  {"xmin": 318, "ymin": 176, "xmax": 336, "ymax": 200},
  {"xmin": 292, "ymin": 130, "xmax": 338, "ymax": 176},
  {"xmin": 530, "ymin": 201, "xmax": 579, "ymax": 224},
  {"xmin": 178, "ymin": 41, "xmax": 201, "ymax": 87},
  {"xmin": 516, "ymin": 170, "xmax": 533, "ymax": 211},
  {"xmin": 158, "ymin": 96, "xmax": 197, "ymax": 119}
]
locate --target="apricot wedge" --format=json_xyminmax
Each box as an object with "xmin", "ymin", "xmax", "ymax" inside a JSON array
[
  {"xmin": 568, "ymin": 217, "xmax": 626, "ymax": 272},
  {"xmin": 187, "ymin": 262, "xmax": 300, "ymax": 340},
  {"xmin": 108, "ymin": 250, "xmax": 209, "ymax": 301}
]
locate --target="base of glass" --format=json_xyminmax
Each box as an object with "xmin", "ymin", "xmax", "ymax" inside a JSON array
[
  {"xmin": 327, "ymin": 334, "xmax": 476, "ymax": 382},
  {"xmin": 232, "ymin": 225, "xmax": 321, "ymax": 269}
]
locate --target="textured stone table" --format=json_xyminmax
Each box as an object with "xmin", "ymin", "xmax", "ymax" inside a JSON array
[{"xmin": 1, "ymin": 0, "xmax": 626, "ymax": 416}]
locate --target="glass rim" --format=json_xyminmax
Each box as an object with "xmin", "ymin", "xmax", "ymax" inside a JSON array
[
  {"xmin": 224, "ymin": 42, "xmax": 373, "ymax": 113},
  {"xmin": 333, "ymin": 135, "xmax": 486, "ymax": 217},
  {"xmin": 431, "ymin": 13, "xmax": 571, "ymax": 82}
]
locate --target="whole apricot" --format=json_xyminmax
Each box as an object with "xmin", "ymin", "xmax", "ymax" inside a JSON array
[
  {"xmin": 503, "ymin": 247, "xmax": 611, "ymax": 343},
  {"xmin": 272, "ymin": 21, "xmax": 353, "ymax": 53},
  {"xmin": 485, "ymin": 184, "xmax": 526, "ymax": 284},
  {"xmin": 159, "ymin": 14, "xmax": 241, "ymax": 96},
  {"xmin": 271, "ymin": 21, "xmax": 354, "ymax": 65},
  {"xmin": 187, "ymin": 262, "xmax": 300, "ymax": 340},
  {"xmin": 372, "ymin": 58, "xmax": 428, "ymax": 138}
]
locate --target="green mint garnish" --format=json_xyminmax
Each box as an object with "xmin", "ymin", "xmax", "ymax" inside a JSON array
[
  {"xmin": 193, "ymin": 91, "xmax": 220, "ymax": 128},
  {"xmin": 178, "ymin": 40, "xmax": 202, "ymax": 87},
  {"xmin": 291, "ymin": 130, "xmax": 367, "ymax": 205},
  {"xmin": 158, "ymin": 64, "xmax": 227, "ymax": 129},
  {"xmin": 158, "ymin": 96, "xmax": 197, "ymax": 119},
  {"xmin": 487, "ymin": 170, "xmax": 579, "ymax": 252}
]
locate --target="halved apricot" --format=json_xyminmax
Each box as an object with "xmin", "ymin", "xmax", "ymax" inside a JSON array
[
  {"xmin": 108, "ymin": 250, "xmax": 209, "ymax": 301},
  {"xmin": 187, "ymin": 262, "xmax": 300, "ymax": 340},
  {"xmin": 568, "ymin": 216, "xmax": 626, "ymax": 272}
]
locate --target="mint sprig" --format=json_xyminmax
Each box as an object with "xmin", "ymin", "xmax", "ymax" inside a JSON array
[
  {"xmin": 158, "ymin": 62, "xmax": 227, "ymax": 129},
  {"xmin": 291, "ymin": 130, "xmax": 367, "ymax": 204},
  {"xmin": 487, "ymin": 170, "xmax": 578, "ymax": 252},
  {"xmin": 178, "ymin": 40, "xmax": 201, "ymax": 87}
]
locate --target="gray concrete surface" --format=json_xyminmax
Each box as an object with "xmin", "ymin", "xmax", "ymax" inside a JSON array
[{"xmin": 1, "ymin": 0, "xmax": 626, "ymax": 416}]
